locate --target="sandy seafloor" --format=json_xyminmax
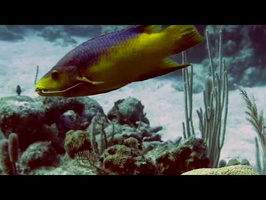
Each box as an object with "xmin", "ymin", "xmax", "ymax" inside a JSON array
[{"xmin": 0, "ymin": 35, "xmax": 265, "ymax": 169}]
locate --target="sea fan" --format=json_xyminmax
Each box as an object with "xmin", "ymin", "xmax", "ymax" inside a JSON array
[{"xmin": 235, "ymin": 84, "xmax": 266, "ymax": 174}]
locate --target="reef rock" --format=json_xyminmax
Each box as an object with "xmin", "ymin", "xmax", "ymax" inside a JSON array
[
  {"xmin": 20, "ymin": 142, "xmax": 60, "ymax": 173},
  {"xmin": 0, "ymin": 96, "xmax": 47, "ymax": 150},
  {"xmin": 42, "ymin": 96, "xmax": 104, "ymax": 137},
  {"xmin": 0, "ymin": 96, "xmax": 104, "ymax": 152},
  {"xmin": 154, "ymin": 137, "xmax": 209, "ymax": 175},
  {"xmin": 107, "ymin": 97, "xmax": 149, "ymax": 127}
]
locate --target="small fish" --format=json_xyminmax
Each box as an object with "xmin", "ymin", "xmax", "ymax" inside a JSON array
[
  {"xmin": 16, "ymin": 85, "xmax": 21, "ymax": 96},
  {"xmin": 35, "ymin": 25, "xmax": 204, "ymax": 97}
]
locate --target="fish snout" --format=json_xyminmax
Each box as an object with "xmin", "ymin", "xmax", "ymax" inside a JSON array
[{"xmin": 35, "ymin": 87, "xmax": 48, "ymax": 95}]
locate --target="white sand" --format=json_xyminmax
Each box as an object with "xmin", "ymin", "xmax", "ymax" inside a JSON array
[{"xmin": 0, "ymin": 35, "xmax": 264, "ymax": 168}]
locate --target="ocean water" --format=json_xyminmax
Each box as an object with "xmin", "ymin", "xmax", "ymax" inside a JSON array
[{"xmin": 0, "ymin": 25, "xmax": 265, "ymax": 175}]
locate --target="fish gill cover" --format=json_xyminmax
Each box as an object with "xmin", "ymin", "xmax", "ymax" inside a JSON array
[{"xmin": 0, "ymin": 25, "xmax": 265, "ymax": 175}]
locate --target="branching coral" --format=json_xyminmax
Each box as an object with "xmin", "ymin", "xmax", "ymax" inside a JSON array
[
  {"xmin": 75, "ymin": 150, "xmax": 112, "ymax": 175},
  {"xmin": 182, "ymin": 26, "xmax": 229, "ymax": 168},
  {"xmin": 0, "ymin": 133, "xmax": 19, "ymax": 175}
]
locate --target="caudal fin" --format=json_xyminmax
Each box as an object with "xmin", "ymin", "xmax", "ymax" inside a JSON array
[{"xmin": 164, "ymin": 25, "xmax": 204, "ymax": 54}]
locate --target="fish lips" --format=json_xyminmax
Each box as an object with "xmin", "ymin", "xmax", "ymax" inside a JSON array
[
  {"xmin": 35, "ymin": 88, "xmax": 62, "ymax": 96},
  {"xmin": 35, "ymin": 82, "xmax": 85, "ymax": 96},
  {"xmin": 35, "ymin": 88, "xmax": 46, "ymax": 95}
]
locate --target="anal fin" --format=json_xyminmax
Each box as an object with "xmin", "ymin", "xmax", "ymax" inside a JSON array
[
  {"xmin": 163, "ymin": 58, "xmax": 191, "ymax": 69},
  {"xmin": 135, "ymin": 59, "xmax": 191, "ymax": 82}
]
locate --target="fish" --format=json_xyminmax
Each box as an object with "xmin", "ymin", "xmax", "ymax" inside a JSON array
[{"xmin": 35, "ymin": 25, "xmax": 204, "ymax": 97}]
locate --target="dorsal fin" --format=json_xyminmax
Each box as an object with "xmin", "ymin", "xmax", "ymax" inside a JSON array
[{"xmin": 143, "ymin": 25, "xmax": 162, "ymax": 33}]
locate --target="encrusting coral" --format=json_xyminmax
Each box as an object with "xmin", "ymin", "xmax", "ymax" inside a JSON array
[{"xmin": 64, "ymin": 130, "xmax": 92, "ymax": 159}]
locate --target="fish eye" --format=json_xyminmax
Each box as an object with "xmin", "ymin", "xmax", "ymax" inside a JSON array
[{"xmin": 51, "ymin": 70, "xmax": 60, "ymax": 80}]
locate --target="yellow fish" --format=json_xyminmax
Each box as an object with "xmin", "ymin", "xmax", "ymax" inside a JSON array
[{"xmin": 35, "ymin": 25, "xmax": 204, "ymax": 97}]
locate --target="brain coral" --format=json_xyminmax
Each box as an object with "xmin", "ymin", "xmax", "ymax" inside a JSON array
[{"xmin": 181, "ymin": 165, "xmax": 259, "ymax": 175}]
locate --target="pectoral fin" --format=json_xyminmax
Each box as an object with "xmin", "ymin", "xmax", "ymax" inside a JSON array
[
  {"xmin": 135, "ymin": 59, "xmax": 191, "ymax": 82},
  {"xmin": 76, "ymin": 76, "xmax": 105, "ymax": 85}
]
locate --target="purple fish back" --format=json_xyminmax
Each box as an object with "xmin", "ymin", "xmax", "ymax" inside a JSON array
[{"xmin": 55, "ymin": 25, "xmax": 146, "ymax": 68}]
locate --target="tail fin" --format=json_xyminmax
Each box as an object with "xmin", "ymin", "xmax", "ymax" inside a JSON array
[{"xmin": 164, "ymin": 25, "xmax": 204, "ymax": 54}]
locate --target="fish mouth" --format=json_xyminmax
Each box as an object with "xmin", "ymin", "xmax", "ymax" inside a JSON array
[{"xmin": 35, "ymin": 83, "xmax": 84, "ymax": 95}]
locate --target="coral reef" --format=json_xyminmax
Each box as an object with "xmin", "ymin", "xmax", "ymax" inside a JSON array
[
  {"xmin": 154, "ymin": 138, "xmax": 209, "ymax": 175},
  {"xmin": 37, "ymin": 26, "xmax": 77, "ymax": 46},
  {"xmin": 202, "ymin": 25, "xmax": 266, "ymax": 88},
  {"xmin": 218, "ymin": 159, "xmax": 227, "ymax": 168},
  {"xmin": 0, "ymin": 94, "xmax": 219, "ymax": 175},
  {"xmin": 65, "ymin": 25, "xmax": 102, "ymax": 37},
  {"xmin": 20, "ymin": 142, "xmax": 60, "ymax": 173},
  {"xmin": 235, "ymin": 85, "xmax": 266, "ymax": 174},
  {"xmin": 43, "ymin": 96, "xmax": 104, "ymax": 133},
  {"xmin": 0, "ymin": 129, "xmax": 5, "ymax": 140},
  {"xmin": 107, "ymin": 97, "xmax": 149, "ymax": 127},
  {"xmin": 181, "ymin": 165, "xmax": 259, "ymax": 175},
  {"xmin": 100, "ymin": 25, "xmax": 129, "ymax": 35},
  {"xmin": 172, "ymin": 25, "xmax": 266, "ymax": 90},
  {"xmin": 8, "ymin": 133, "xmax": 19, "ymax": 165},
  {"xmin": 0, "ymin": 96, "xmax": 104, "ymax": 152},
  {"xmin": 240, "ymin": 158, "xmax": 251, "ymax": 166},
  {"xmin": 0, "ymin": 94, "xmax": 168, "ymax": 175},
  {"xmin": 219, "ymin": 158, "xmax": 250, "ymax": 168},
  {"xmin": 0, "ymin": 139, "xmax": 15, "ymax": 174},
  {"xmin": 227, "ymin": 158, "xmax": 241, "ymax": 166},
  {"xmin": 44, "ymin": 96, "xmax": 210, "ymax": 175},
  {"xmin": 31, "ymin": 157, "xmax": 95, "ymax": 175},
  {"xmin": 0, "ymin": 96, "xmax": 46, "ymax": 151},
  {"xmin": 100, "ymin": 144, "xmax": 158, "ymax": 175},
  {"xmin": 0, "ymin": 25, "xmax": 23, "ymax": 41},
  {"xmin": 0, "ymin": 133, "xmax": 19, "ymax": 175},
  {"xmin": 182, "ymin": 27, "xmax": 229, "ymax": 168},
  {"xmin": 64, "ymin": 130, "xmax": 92, "ymax": 159},
  {"xmin": 3, "ymin": 25, "xmax": 124, "ymax": 44},
  {"xmin": 2, "ymin": 25, "xmax": 266, "ymax": 175}
]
